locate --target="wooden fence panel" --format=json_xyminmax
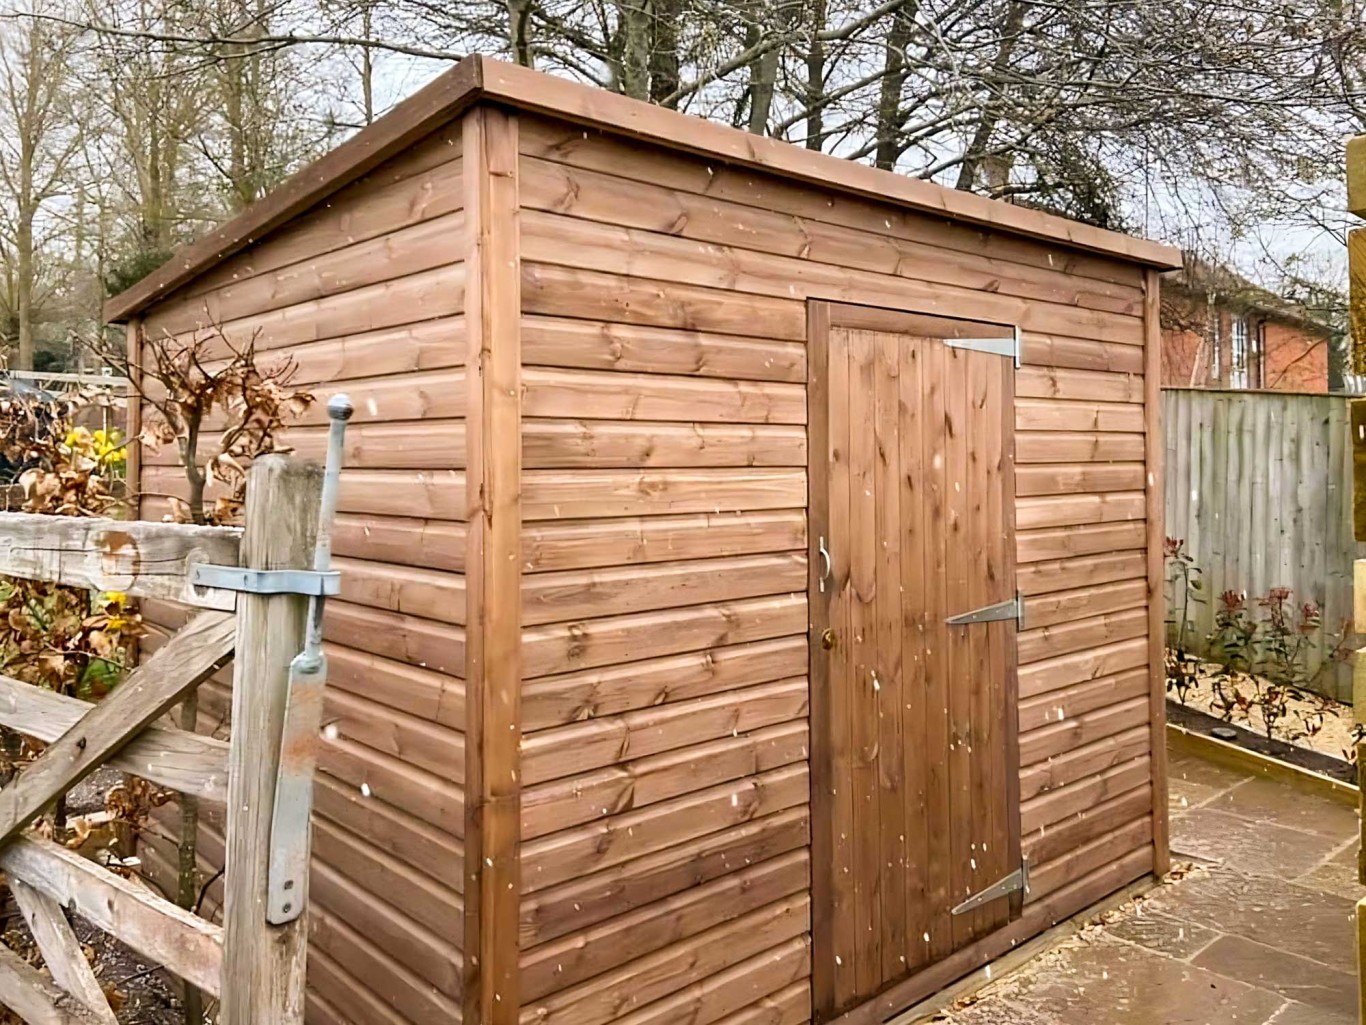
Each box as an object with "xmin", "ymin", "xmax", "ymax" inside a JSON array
[{"xmin": 1163, "ymin": 388, "xmax": 1363, "ymax": 700}]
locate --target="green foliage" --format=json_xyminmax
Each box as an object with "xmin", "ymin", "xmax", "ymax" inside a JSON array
[
  {"xmin": 102, "ymin": 246, "xmax": 175, "ymax": 299},
  {"xmin": 1163, "ymin": 537, "xmax": 1203, "ymax": 705},
  {"xmin": 1165, "ymin": 542, "xmax": 1351, "ymax": 747}
]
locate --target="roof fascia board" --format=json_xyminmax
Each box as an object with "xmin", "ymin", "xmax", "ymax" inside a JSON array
[
  {"xmin": 103, "ymin": 56, "xmax": 485, "ymax": 323},
  {"xmin": 106, "ymin": 53, "xmax": 1182, "ymax": 323},
  {"xmin": 476, "ymin": 58, "xmax": 1182, "ymax": 271}
]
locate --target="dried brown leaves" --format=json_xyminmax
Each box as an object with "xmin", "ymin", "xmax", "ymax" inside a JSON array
[{"xmin": 135, "ymin": 324, "xmax": 313, "ymax": 525}]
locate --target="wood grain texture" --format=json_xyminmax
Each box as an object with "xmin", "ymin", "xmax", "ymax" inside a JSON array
[
  {"xmin": 0, "ymin": 675, "xmax": 228, "ymax": 801},
  {"xmin": 519, "ymin": 851, "xmax": 808, "ymax": 1002},
  {"xmin": 521, "ymin": 594, "xmax": 806, "ymax": 679},
  {"xmin": 504, "ymin": 130, "xmax": 1158, "ymax": 1021},
  {"xmin": 520, "ymin": 765, "xmax": 808, "ymax": 893},
  {"xmin": 0, "ymin": 835, "xmax": 223, "ymax": 996},
  {"xmin": 521, "ymin": 210, "xmax": 1144, "ymax": 344},
  {"xmin": 219, "ymin": 458, "xmax": 320, "ymax": 1025},
  {"xmin": 0, "ymin": 611, "xmax": 233, "ymax": 846},
  {"xmin": 485, "ymin": 61, "xmax": 1177, "ymax": 266},
  {"xmin": 146, "ymin": 211, "xmax": 465, "ymax": 338},
  {"xmin": 827, "ymin": 848, "xmax": 1153, "ymax": 1025},
  {"xmin": 522, "ymin": 553, "xmax": 805, "ymax": 625},
  {"xmin": 0, "ymin": 941, "xmax": 109, "ymax": 1025},
  {"xmin": 518, "ymin": 807, "xmax": 809, "ymax": 944},
  {"xmin": 809, "ymin": 308, "xmax": 1015, "ymax": 1017},
  {"xmin": 114, "ymin": 64, "xmax": 1172, "ymax": 1024},
  {"xmin": 521, "ymin": 720, "xmax": 807, "ymax": 842},
  {"xmin": 130, "ymin": 117, "xmax": 472, "ymax": 1025},
  {"xmin": 1164, "ymin": 389, "xmax": 1364, "ymax": 702},
  {"xmin": 522, "ymin": 511, "xmax": 805, "ymax": 573},
  {"xmin": 462, "ymin": 104, "xmax": 523, "ymax": 1025},
  {"xmin": 520, "ymin": 894, "xmax": 809, "ymax": 1025},
  {"xmin": 522, "ymin": 315, "xmax": 805, "ymax": 382},
  {"xmin": 10, "ymin": 879, "xmax": 119, "ymax": 1024},
  {"xmin": 517, "ymin": 119, "xmax": 1145, "ymax": 290},
  {"xmin": 520, "ymin": 635, "xmax": 806, "ymax": 731},
  {"xmin": 520, "ymin": 680, "xmax": 807, "ymax": 786},
  {"xmin": 518, "ymin": 156, "xmax": 1146, "ymax": 315},
  {"xmin": 1143, "ymin": 269, "xmax": 1169, "ymax": 878},
  {"xmin": 106, "ymin": 57, "xmax": 480, "ymax": 321},
  {"xmin": 0, "ymin": 513, "xmax": 241, "ymax": 610}
]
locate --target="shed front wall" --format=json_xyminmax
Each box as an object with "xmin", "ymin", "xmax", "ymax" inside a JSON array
[
  {"xmin": 508, "ymin": 108, "xmax": 1164, "ymax": 1025},
  {"xmin": 130, "ymin": 120, "xmax": 469, "ymax": 1025}
]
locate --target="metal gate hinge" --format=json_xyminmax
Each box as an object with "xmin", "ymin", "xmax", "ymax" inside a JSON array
[
  {"xmin": 945, "ymin": 591, "xmax": 1023, "ymax": 629},
  {"xmin": 951, "ymin": 859, "xmax": 1029, "ymax": 915},
  {"xmin": 189, "ymin": 564, "xmax": 341, "ymax": 597},
  {"xmin": 945, "ymin": 326, "xmax": 1022, "ymax": 368}
]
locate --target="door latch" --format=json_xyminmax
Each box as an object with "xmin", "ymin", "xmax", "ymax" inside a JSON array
[{"xmin": 817, "ymin": 536, "xmax": 832, "ymax": 593}]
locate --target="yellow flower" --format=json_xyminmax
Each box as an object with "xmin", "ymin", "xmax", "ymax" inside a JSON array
[{"xmin": 103, "ymin": 590, "xmax": 129, "ymax": 606}]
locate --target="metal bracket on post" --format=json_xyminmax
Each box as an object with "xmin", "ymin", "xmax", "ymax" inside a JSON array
[
  {"xmin": 945, "ymin": 326, "xmax": 1022, "ymax": 368},
  {"xmin": 188, "ymin": 565, "xmax": 340, "ymax": 597},
  {"xmin": 264, "ymin": 394, "xmax": 352, "ymax": 926},
  {"xmin": 945, "ymin": 590, "xmax": 1024, "ymax": 629},
  {"xmin": 951, "ymin": 859, "xmax": 1029, "ymax": 915}
]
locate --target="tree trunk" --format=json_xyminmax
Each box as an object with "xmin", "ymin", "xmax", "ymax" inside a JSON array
[
  {"xmin": 747, "ymin": 0, "xmax": 801, "ymax": 134},
  {"xmin": 954, "ymin": 0, "xmax": 1027, "ymax": 192},
  {"xmin": 508, "ymin": 0, "xmax": 534, "ymax": 66},
  {"xmin": 360, "ymin": 3, "xmax": 375, "ymax": 124},
  {"xmin": 15, "ymin": 210, "xmax": 33, "ymax": 371},
  {"xmin": 873, "ymin": 1, "xmax": 917, "ymax": 170},
  {"xmin": 804, "ymin": 0, "xmax": 827, "ymax": 150},
  {"xmin": 619, "ymin": 0, "xmax": 651, "ymax": 99},
  {"xmin": 648, "ymin": 0, "xmax": 681, "ymax": 106}
]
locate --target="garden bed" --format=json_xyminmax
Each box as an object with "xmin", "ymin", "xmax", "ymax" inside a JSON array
[
  {"xmin": 1166, "ymin": 700, "xmax": 1358, "ymax": 785},
  {"xmin": 1169, "ymin": 661, "xmax": 1360, "ymax": 762}
]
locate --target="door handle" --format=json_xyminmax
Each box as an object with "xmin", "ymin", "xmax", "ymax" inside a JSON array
[
  {"xmin": 818, "ymin": 536, "xmax": 832, "ymax": 593},
  {"xmin": 821, "ymin": 628, "xmax": 836, "ymax": 650}
]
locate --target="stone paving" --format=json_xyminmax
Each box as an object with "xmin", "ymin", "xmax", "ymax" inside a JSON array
[{"xmin": 931, "ymin": 751, "xmax": 1362, "ymax": 1025}]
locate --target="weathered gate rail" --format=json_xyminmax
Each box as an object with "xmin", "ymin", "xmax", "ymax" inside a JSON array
[{"xmin": 0, "ymin": 400, "xmax": 349, "ymax": 1024}]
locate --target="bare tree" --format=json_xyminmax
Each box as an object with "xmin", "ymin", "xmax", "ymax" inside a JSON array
[{"xmin": 0, "ymin": 3, "xmax": 81, "ymax": 369}]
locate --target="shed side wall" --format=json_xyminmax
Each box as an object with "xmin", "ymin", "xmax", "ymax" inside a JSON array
[
  {"xmin": 514, "ymin": 114, "xmax": 1158, "ymax": 1025},
  {"xmin": 133, "ymin": 121, "xmax": 468, "ymax": 1025}
]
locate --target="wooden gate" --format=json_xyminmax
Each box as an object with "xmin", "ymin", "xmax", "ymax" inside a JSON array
[
  {"xmin": 0, "ymin": 454, "xmax": 333, "ymax": 1025},
  {"xmin": 808, "ymin": 303, "xmax": 1021, "ymax": 1021}
]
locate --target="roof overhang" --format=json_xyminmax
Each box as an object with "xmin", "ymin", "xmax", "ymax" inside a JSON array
[{"xmin": 105, "ymin": 55, "xmax": 1183, "ymax": 324}]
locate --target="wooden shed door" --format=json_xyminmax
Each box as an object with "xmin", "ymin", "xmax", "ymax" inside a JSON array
[{"xmin": 808, "ymin": 303, "xmax": 1020, "ymax": 1020}]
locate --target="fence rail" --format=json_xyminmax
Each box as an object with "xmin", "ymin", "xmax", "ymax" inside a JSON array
[
  {"xmin": 1163, "ymin": 387, "xmax": 1364, "ymax": 700},
  {"xmin": 0, "ymin": 456, "xmax": 328, "ymax": 1024}
]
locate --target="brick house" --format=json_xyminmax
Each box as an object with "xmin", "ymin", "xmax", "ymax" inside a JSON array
[{"xmin": 1160, "ymin": 258, "xmax": 1333, "ymax": 392}]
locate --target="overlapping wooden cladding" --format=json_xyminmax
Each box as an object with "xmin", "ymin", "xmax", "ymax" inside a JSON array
[
  {"xmin": 131, "ymin": 119, "xmax": 469, "ymax": 1025},
  {"xmin": 121, "ymin": 87, "xmax": 1163, "ymax": 1025},
  {"xmin": 512, "ymin": 111, "xmax": 1157, "ymax": 1025}
]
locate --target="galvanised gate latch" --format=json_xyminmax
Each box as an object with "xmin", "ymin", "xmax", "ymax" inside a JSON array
[{"xmin": 191, "ymin": 393, "xmax": 354, "ymax": 926}]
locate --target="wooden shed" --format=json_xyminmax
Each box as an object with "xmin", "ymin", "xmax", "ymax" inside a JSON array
[{"xmin": 104, "ymin": 54, "xmax": 1182, "ymax": 1025}]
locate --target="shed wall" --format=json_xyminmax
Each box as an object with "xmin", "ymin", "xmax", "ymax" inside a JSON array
[
  {"xmin": 132, "ymin": 121, "xmax": 468, "ymax": 1025},
  {"xmin": 512, "ymin": 112, "xmax": 1160, "ymax": 1024}
]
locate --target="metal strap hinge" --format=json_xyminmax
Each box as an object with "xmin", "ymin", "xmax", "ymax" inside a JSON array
[
  {"xmin": 945, "ymin": 326, "xmax": 1022, "ymax": 368},
  {"xmin": 951, "ymin": 860, "xmax": 1029, "ymax": 915},
  {"xmin": 189, "ymin": 564, "xmax": 341, "ymax": 597},
  {"xmin": 945, "ymin": 591, "xmax": 1023, "ymax": 629}
]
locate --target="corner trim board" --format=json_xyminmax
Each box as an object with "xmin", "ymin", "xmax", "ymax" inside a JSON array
[{"xmin": 462, "ymin": 105, "xmax": 524, "ymax": 1025}]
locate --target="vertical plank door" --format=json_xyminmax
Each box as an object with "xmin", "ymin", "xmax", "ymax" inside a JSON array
[{"xmin": 809, "ymin": 303, "xmax": 1019, "ymax": 1021}]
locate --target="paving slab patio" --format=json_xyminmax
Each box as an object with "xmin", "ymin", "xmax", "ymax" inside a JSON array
[{"xmin": 929, "ymin": 749, "xmax": 1361, "ymax": 1025}]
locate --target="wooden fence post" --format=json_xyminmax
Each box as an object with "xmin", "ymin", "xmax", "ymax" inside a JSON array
[{"xmin": 220, "ymin": 456, "xmax": 323, "ymax": 1025}]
